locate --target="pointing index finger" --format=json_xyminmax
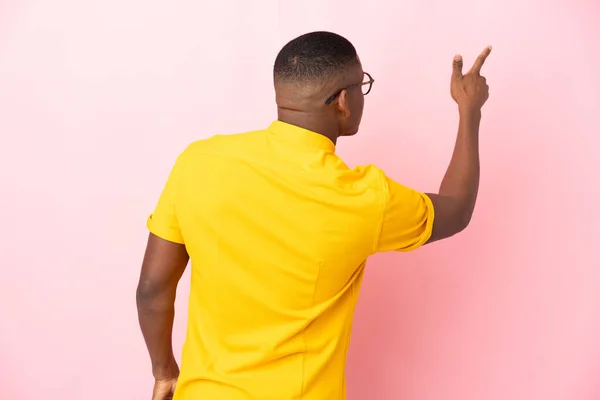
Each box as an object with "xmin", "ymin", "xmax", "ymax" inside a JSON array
[{"xmin": 469, "ymin": 45, "xmax": 493, "ymax": 74}]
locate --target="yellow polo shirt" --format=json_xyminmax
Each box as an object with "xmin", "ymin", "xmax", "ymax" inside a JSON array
[{"xmin": 147, "ymin": 121, "xmax": 434, "ymax": 400}]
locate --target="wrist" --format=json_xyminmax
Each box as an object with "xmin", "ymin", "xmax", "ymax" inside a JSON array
[
  {"xmin": 458, "ymin": 105, "xmax": 482, "ymax": 119},
  {"xmin": 153, "ymin": 358, "xmax": 179, "ymax": 380}
]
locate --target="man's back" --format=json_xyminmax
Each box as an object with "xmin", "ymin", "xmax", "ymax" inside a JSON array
[
  {"xmin": 147, "ymin": 121, "xmax": 434, "ymax": 399},
  {"xmin": 137, "ymin": 31, "xmax": 490, "ymax": 400}
]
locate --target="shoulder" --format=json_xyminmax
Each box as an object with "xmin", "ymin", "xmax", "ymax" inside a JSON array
[
  {"xmin": 339, "ymin": 163, "xmax": 389, "ymax": 190},
  {"xmin": 180, "ymin": 129, "xmax": 265, "ymax": 157}
]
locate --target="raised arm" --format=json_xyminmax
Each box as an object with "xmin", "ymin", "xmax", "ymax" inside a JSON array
[{"xmin": 426, "ymin": 46, "xmax": 492, "ymax": 243}]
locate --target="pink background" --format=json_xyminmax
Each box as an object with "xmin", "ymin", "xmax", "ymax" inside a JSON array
[{"xmin": 1, "ymin": 0, "xmax": 599, "ymax": 399}]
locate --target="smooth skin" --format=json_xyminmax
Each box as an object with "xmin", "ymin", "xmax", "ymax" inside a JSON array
[
  {"xmin": 136, "ymin": 47, "xmax": 491, "ymax": 400},
  {"xmin": 137, "ymin": 234, "xmax": 188, "ymax": 400},
  {"xmin": 427, "ymin": 47, "xmax": 491, "ymax": 242}
]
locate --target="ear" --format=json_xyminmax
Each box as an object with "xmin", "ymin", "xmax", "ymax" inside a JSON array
[{"xmin": 335, "ymin": 90, "xmax": 352, "ymax": 118}]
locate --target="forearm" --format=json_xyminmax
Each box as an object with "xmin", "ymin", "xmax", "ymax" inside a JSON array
[
  {"xmin": 136, "ymin": 289, "xmax": 179, "ymax": 379},
  {"xmin": 438, "ymin": 106, "xmax": 482, "ymax": 226}
]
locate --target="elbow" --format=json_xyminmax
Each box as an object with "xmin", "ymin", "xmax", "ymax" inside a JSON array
[
  {"xmin": 136, "ymin": 284, "xmax": 155, "ymax": 310},
  {"xmin": 136, "ymin": 284, "xmax": 174, "ymax": 314},
  {"xmin": 136, "ymin": 282, "xmax": 154, "ymax": 303},
  {"xmin": 455, "ymin": 209, "xmax": 474, "ymax": 233},
  {"xmin": 136, "ymin": 279, "xmax": 168, "ymax": 307}
]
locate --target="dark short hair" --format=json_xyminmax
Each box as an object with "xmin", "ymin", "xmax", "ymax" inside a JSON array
[{"xmin": 274, "ymin": 31, "xmax": 359, "ymax": 84}]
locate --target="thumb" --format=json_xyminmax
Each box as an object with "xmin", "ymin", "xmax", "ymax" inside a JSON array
[{"xmin": 452, "ymin": 54, "xmax": 463, "ymax": 79}]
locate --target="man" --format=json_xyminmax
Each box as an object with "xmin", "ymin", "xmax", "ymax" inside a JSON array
[{"xmin": 136, "ymin": 31, "xmax": 491, "ymax": 400}]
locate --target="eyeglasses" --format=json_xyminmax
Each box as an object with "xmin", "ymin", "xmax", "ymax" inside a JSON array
[{"xmin": 324, "ymin": 72, "xmax": 374, "ymax": 105}]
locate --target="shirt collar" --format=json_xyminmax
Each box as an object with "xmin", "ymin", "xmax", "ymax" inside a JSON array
[{"xmin": 268, "ymin": 120, "xmax": 336, "ymax": 152}]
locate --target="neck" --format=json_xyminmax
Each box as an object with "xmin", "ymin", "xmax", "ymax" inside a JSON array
[{"xmin": 277, "ymin": 109, "xmax": 339, "ymax": 145}]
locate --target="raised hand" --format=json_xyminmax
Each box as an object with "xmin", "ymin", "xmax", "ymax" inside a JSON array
[{"xmin": 450, "ymin": 46, "xmax": 492, "ymax": 110}]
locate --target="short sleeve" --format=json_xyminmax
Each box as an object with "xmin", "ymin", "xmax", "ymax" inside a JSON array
[
  {"xmin": 146, "ymin": 153, "xmax": 186, "ymax": 244},
  {"xmin": 375, "ymin": 175, "xmax": 435, "ymax": 252}
]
